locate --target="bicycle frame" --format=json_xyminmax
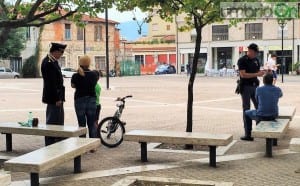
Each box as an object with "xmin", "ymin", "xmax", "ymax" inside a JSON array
[{"xmin": 97, "ymin": 95, "xmax": 132, "ymax": 148}]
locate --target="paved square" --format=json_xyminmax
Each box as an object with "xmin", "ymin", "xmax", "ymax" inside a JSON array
[{"xmin": 1, "ymin": 75, "xmax": 300, "ymax": 185}]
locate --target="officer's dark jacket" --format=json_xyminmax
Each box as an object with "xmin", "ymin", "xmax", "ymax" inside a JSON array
[
  {"xmin": 41, "ymin": 54, "xmax": 65, "ymax": 104},
  {"xmin": 238, "ymin": 55, "xmax": 260, "ymax": 86}
]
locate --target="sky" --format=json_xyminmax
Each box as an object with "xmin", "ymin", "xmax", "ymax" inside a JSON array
[
  {"xmin": 99, "ymin": 7, "xmax": 149, "ymax": 41},
  {"xmin": 99, "ymin": 7, "xmax": 147, "ymax": 23}
]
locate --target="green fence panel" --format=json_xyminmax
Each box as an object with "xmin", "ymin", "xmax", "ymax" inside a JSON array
[{"xmin": 120, "ymin": 60, "xmax": 141, "ymax": 76}]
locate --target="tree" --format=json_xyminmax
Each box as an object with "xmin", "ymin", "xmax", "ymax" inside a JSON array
[
  {"xmin": 116, "ymin": 0, "xmax": 223, "ymax": 141},
  {"xmin": 0, "ymin": 27, "xmax": 26, "ymax": 58},
  {"xmin": 0, "ymin": 0, "xmax": 113, "ymax": 43}
]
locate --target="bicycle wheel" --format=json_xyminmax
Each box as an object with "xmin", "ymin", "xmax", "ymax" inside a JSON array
[{"xmin": 97, "ymin": 117, "xmax": 125, "ymax": 148}]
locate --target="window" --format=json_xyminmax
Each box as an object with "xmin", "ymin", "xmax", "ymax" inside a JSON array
[
  {"xmin": 277, "ymin": 25, "xmax": 288, "ymax": 39},
  {"xmin": 26, "ymin": 27, "xmax": 31, "ymax": 40},
  {"xmin": 0, "ymin": 69, "xmax": 4, "ymax": 72},
  {"xmin": 58, "ymin": 56, "xmax": 66, "ymax": 67},
  {"xmin": 5, "ymin": 68, "xmax": 12, "ymax": 72},
  {"xmin": 212, "ymin": 25, "xmax": 228, "ymax": 41},
  {"xmin": 32, "ymin": 27, "xmax": 37, "ymax": 41},
  {"xmin": 77, "ymin": 27, "xmax": 84, "ymax": 40},
  {"xmin": 166, "ymin": 25, "xmax": 171, "ymax": 31},
  {"xmin": 94, "ymin": 25, "xmax": 102, "ymax": 41},
  {"xmin": 65, "ymin": 24, "xmax": 71, "ymax": 40},
  {"xmin": 245, "ymin": 23, "xmax": 262, "ymax": 40},
  {"xmin": 95, "ymin": 56, "xmax": 106, "ymax": 70},
  {"xmin": 78, "ymin": 56, "xmax": 82, "ymax": 64},
  {"xmin": 135, "ymin": 55, "xmax": 144, "ymax": 66},
  {"xmin": 152, "ymin": 23, "xmax": 159, "ymax": 31}
]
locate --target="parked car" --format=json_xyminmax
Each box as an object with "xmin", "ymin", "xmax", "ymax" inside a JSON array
[
  {"xmin": 61, "ymin": 67, "xmax": 77, "ymax": 78},
  {"xmin": 155, "ymin": 64, "xmax": 176, "ymax": 75},
  {"xmin": 0, "ymin": 67, "xmax": 20, "ymax": 79}
]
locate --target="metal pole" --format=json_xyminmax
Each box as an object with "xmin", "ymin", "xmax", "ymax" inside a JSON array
[
  {"xmin": 292, "ymin": 19, "xmax": 295, "ymax": 73},
  {"xmin": 175, "ymin": 16, "xmax": 179, "ymax": 74},
  {"xmin": 83, "ymin": 27, "xmax": 86, "ymax": 54},
  {"xmin": 123, "ymin": 42, "xmax": 126, "ymax": 61},
  {"xmin": 105, "ymin": 6, "xmax": 109, "ymax": 89},
  {"xmin": 281, "ymin": 23, "xmax": 284, "ymax": 83}
]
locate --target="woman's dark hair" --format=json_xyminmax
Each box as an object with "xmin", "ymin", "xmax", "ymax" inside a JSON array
[
  {"xmin": 94, "ymin": 70, "xmax": 100, "ymax": 80},
  {"xmin": 263, "ymin": 73, "xmax": 274, "ymax": 85},
  {"xmin": 271, "ymin": 54, "xmax": 277, "ymax": 58}
]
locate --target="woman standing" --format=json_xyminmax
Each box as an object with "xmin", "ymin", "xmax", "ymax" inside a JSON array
[{"xmin": 71, "ymin": 55, "xmax": 98, "ymax": 139}]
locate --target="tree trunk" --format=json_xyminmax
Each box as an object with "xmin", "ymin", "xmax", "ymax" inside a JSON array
[
  {"xmin": 0, "ymin": 28, "xmax": 11, "ymax": 44},
  {"xmin": 185, "ymin": 24, "xmax": 202, "ymax": 149}
]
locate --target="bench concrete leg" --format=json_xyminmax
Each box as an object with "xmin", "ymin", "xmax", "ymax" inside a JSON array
[
  {"xmin": 266, "ymin": 138, "xmax": 273, "ymax": 157},
  {"xmin": 140, "ymin": 142, "xmax": 147, "ymax": 162},
  {"xmin": 74, "ymin": 156, "xmax": 81, "ymax": 173},
  {"xmin": 5, "ymin": 133, "xmax": 12, "ymax": 152},
  {"xmin": 273, "ymin": 138, "xmax": 278, "ymax": 146},
  {"xmin": 30, "ymin": 173, "xmax": 39, "ymax": 186},
  {"xmin": 209, "ymin": 146, "xmax": 217, "ymax": 167}
]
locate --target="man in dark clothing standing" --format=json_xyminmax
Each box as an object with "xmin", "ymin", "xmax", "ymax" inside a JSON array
[
  {"xmin": 41, "ymin": 42, "xmax": 67, "ymax": 146},
  {"xmin": 238, "ymin": 43, "xmax": 265, "ymax": 141}
]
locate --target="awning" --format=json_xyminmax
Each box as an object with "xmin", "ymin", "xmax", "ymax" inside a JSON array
[
  {"xmin": 180, "ymin": 48, "xmax": 207, "ymax": 54},
  {"xmin": 268, "ymin": 45, "xmax": 292, "ymax": 50}
]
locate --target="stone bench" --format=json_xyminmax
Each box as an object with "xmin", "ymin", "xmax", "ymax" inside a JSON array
[
  {"xmin": 0, "ymin": 171, "xmax": 11, "ymax": 186},
  {"xmin": 0, "ymin": 123, "xmax": 87, "ymax": 151},
  {"xmin": 4, "ymin": 137, "xmax": 100, "ymax": 186},
  {"xmin": 252, "ymin": 119, "xmax": 290, "ymax": 157},
  {"xmin": 124, "ymin": 130, "xmax": 233, "ymax": 167},
  {"xmin": 278, "ymin": 106, "xmax": 296, "ymax": 120},
  {"xmin": 289, "ymin": 138, "xmax": 300, "ymax": 173}
]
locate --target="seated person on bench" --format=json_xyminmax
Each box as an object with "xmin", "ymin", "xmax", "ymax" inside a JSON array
[{"xmin": 242, "ymin": 73, "xmax": 283, "ymax": 141}]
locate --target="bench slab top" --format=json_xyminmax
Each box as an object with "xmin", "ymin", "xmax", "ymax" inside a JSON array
[
  {"xmin": 4, "ymin": 137, "xmax": 100, "ymax": 173},
  {"xmin": 124, "ymin": 130, "xmax": 233, "ymax": 146},
  {"xmin": 0, "ymin": 123, "xmax": 87, "ymax": 137},
  {"xmin": 252, "ymin": 119, "xmax": 290, "ymax": 138},
  {"xmin": 278, "ymin": 106, "xmax": 296, "ymax": 120},
  {"xmin": 289, "ymin": 138, "xmax": 300, "ymax": 152},
  {"xmin": 112, "ymin": 176, "xmax": 234, "ymax": 186}
]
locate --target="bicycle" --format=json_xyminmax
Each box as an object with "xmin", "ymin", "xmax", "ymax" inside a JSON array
[{"xmin": 97, "ymin": 95, "xmax": 132, "ymax": 148}]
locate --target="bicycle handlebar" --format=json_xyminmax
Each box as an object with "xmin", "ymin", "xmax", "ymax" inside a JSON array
[{"xmin": 116, "ymin": 95, "xmax": 133, "ymax": 102}]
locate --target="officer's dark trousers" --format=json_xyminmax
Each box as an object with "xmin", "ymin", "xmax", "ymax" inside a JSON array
[
  {"xmin": 241, "ymin": 85, "xmax": 258, "ymax": 136},
  {"xmin": 45, "ymin": 104, "xmax": 64, "ymax": 146}
]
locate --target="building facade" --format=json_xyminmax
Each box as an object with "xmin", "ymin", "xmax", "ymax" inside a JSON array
[
  {"xmin": 124, "ymin": 13, "xmax": 177, "ymax": 75},
  {"xmin": 177, "ymin": 18, "xmax": 300, "ymax": 74},
  {"xmin": 38, "ymin": 14, "xmax": 119, "ymax": 74}
]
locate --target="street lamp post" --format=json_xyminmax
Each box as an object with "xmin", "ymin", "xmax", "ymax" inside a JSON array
[
  {"xmin": 105, "ymin": 6, "xmax": 109, "ymax": 90},
  {"xmin": 83, "ymin": 26, "xmax": 86, "ymax": 54},
  {"xmin": 175, "ymin": 15, "xmax": 179, "ymax": 74},
  {"xmin": 278, "ymin": 19, "xmax": 287, "ymax": 83}
]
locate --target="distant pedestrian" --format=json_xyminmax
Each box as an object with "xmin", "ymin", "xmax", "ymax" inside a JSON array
[
  {"xmin": 238, "ymin": 43, "xmax": 265, "ymax": 141},
  {"xmin": 264, "ymin": 54, "xmax": 279, "ymax": 85},
  {"xmin": 41, "ymin": 42, "xmax": 67, "ymax": 146},
  {"xmin": 71, "ymin": 55, "xmax": 98, "ymax": 140},
  {"xmin": 186, "ymin": 63, "xmax": 191, "ymax": 76}
]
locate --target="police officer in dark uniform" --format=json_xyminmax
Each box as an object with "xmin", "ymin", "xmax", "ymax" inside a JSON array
[
  {"xmin": 238, "ymin": 43, "xmax": 265, "ymax": 141},
  {"xmin": 41, "ymin": 42, "xmax": 67, "ymax": 146}
]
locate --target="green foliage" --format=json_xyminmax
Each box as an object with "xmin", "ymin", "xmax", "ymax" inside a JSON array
[
  {"xmin": 0, "ymin": 28, "xmax": 26, "ymax": 58},
  {"xmin": 22, "ymin": 55, "xmax": 38, "ymax": 78},
  {"xmin": 197, "ymin": 67, "xmax": 205, "ymax": 74},
  {"xmin": 0, "ymin": 0, "xmax": 115, "ymax": 28},
  {"xmin": 292, "ymin": 62, "xmax": 300, "ymax": 74}
]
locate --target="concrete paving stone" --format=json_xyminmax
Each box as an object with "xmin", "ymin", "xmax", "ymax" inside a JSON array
[{"xmin": 0, "ymin": 75, "xmax": 300, "ymax": 185}]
